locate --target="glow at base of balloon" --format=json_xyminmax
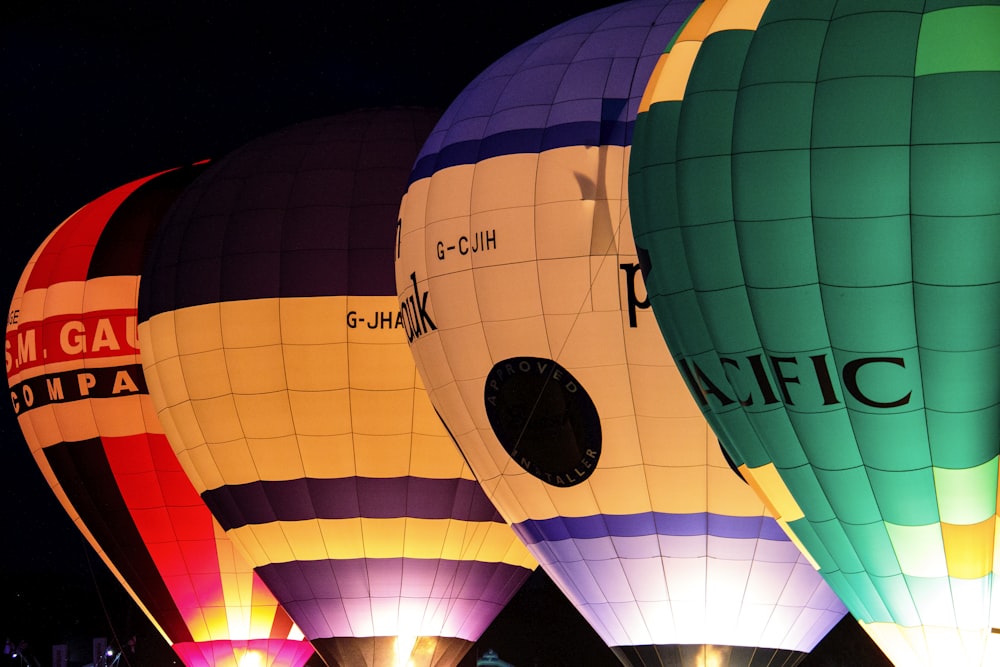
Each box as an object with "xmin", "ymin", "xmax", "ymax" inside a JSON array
[
  {"xmin": 629, "ymin": 1, "xmax": 1000, "ymax": 665},
  {"xmin": 395, "ymin": 3, "xmax": 846, "ymax": 666}
]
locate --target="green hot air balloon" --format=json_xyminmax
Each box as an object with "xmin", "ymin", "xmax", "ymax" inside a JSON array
[{"xmin": 629, "ymin": 1, "xmax": 1000, "ymax": 665}]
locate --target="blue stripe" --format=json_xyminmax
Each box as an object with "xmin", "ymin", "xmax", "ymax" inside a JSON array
[
  {"xmin": 512, "ymin": 512, "xmax": 791, "ymax": 546},
  {"xmin": 408, "ymin": 119, "xmax": 635, "ymax": 183}
]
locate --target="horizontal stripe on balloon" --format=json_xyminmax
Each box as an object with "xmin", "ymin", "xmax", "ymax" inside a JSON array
[
  {"xmin": 9, "ymin": 364, "xmax": 147, "ymax": 415},
  {"xmin": 203, "ymin": 477, "xmax": 504, "ymax": 530},
  {"xmin": 228, "ymin": 518, "xmax": 537, "ymax": 569},
  {"xmin": 256, "ymin": 557, "xmax": 532, "ymax": 640},
  {"xmin": 512, "ymin": 512, "xmax": 790, "ymax": 545},
  {"xmin": 409, "ymin": 120, "xmax": 633, "ymax": 184}
]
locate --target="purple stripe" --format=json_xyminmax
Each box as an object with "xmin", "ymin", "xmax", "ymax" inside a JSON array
[
  {"xmin": 202, "ymin": 477, "xmax": 504, "ymax": 531},
  {"xmin": 256, "ymin": 558, "xmax": 533, "ymax": 641},
  {"xmin": 512, "ymin": 513, "xmax": 791, "ymax": 546}
]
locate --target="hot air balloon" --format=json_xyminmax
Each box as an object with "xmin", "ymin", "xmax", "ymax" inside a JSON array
[
  {"xmin": 4, "ymin": 165, "xmax": 314, "ymax": 667},
  {"xmin": 629, "ymin": 1, "xmax": 1000, "ymax": 665},
  {"xmin": 136, "ymin": 109, "xmax": 537, "ymax": 667},
  {"xmin": 394, "ymin": 2, "xmax": 847, "ymax": 666}
]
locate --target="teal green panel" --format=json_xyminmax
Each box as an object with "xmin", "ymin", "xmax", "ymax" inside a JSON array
[
  {"xmin": 843, "ymin": 522, "xmax": 902, "ymax": 577},
  {"xmin": 792, "ymin": 409, "xmax": 863, "ymax": 471},
  {"xmin": 926, "ymin": 406, "xmax": 1000, "ymax": 469},
  {"xmin": 683, "ymin": 221, "xmax": 743, "ymax": 291},
  {"xmin": 904, "ymin": 575, "xmax": 958, "ymax": 626},
  {"xmin": 912, "ymin": 72, "xmax": 1000, "ymax": 144},
  {"xmin": 912, "ymin": 214, "xmax": 1000, "ymax": 286},
  {"xmin": 716, "ymin": 408, "xmax": 773, "ymax": 469},
  {"xmin": 852, "ymin": 410, "xmax": 932, "ymax": 471},
  {"xmin": 732, "ymin": 82, "xmax": 814, "ymax": 153},
  {"xmin": 911, "ymin": 143, "xmax": 1000, "ymax": 217},
  {"xmin": 809, "ymin": 516, "xmax": 865, "ymax": 572},
  {"xmin": 688, "ymin": 29, "xmax": 753, "ymax": 91},
  {"xmin": 811, "ymin": 146, "xmax": 910, "ymax": 219},
  {"xmin": 642, "ymin": 227, "xmax": 692, "ymax": 300},
  {"xmin": 677, "ymin": 91, "xmax": 736, "ymax": 161},
  {"xmin": 697, "ymin": 286, "xmax": 760, "ymax": 354},
  {"xmin": 818, "ymin": 12, "xmax": 921, "ymax": 79},
  {"xmin": 915, "ymin": 283, "xmax": 1000, "ymax": 352},
  {"xmin": 660, "ymin": 292, "xmax": 713, "ymax": 355},
  {"xmin": 813, "ymin": 466, "xmax": 882, "ymax": 524},
  {"xmin": 631, "ymin": 161, "xmax": 678, "ymax": 244},
  {"xmin": 746, "ymin": 409, "xmax": 807, "ymax": 468},
  {"xmin": 933, "ymin": 459, "xmax": 998, "ymax": 524},
  {"xmin": 832, "ymin": 0, "xmax": 923, "ymax": 16},
  {"xmin": 868, "ymin": 573, "xmax": 922, "ymax": 626},
  {"xmin": 747, "ymin": 285, "xmax": 829, "ymax": 352},
  {"xmin": 758, "ymin": 0, "xmax": 836, "ymax": 23},
  {"xmin": 676, "ymin": 154, "xmax": 733, "ymax": 226},
  {"xmin": 812, "ymin": 76, "xmax": 912, "ymax": 148},
  {"xmin": 833, "ymin": 348, "xmax": 923, "ymax": 415},
  {"xmin": 920, "ymin": 347, "xmax": 1000, "ymax": 413},
  {"xmin": 787, "ymin": 515, "xmax": 839, "ymax": 574},
  {"xmin": 916, "ymin": 6, "xmax": 1000, "ymax": 75},
  {"xmin": 925, "ymin": 0, "xmax": 1000, "ymax": 10},
  {"xmin": 732, "ymin": 149, "xmax": 812, "ymax": 223},
  {"xmin": 736, "ymin": 218, "xmax": 818, "ymax": 289},
  {"xmin": 782, "ymin": 465, "xmax": 836, "ymax": 521},
  {"xmin": 821, "ymin": 285, "xmax": 916, "ymax": 353},
  {"xmin": 841, "ymin": 570, "xmax": 894, "ymax": 623},
  {"xmin": 823, "ymin": 569, "xmax": 878, "ymax": 622},
  {"xmin": 739, "ymin": 19, "xmax": 827, "ymax": 86},
  {"xmin": 814, "ymin": 215, "xmax": 911, "ymax": 288},
  {"xmin": 868, "ymin": 467, "xmax": 940, "ymax": 526}
]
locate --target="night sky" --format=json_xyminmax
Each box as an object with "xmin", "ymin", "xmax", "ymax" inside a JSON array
[{"xmin": 2, "ymin": 2, "xmax": 890, "ymax": 665}]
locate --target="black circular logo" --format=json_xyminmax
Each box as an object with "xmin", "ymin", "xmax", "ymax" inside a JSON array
[{"xmin": 484, "ymin": 357, "xmax": 602, "ymax": 487}]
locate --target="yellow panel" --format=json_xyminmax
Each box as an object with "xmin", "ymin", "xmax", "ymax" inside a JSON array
[
  {"xmin": 535, "ymin": 145, "xmax": 600, "ymax": 207},
  {"xmin": 37, "ymin": 280, "xmax": 85, "ymax": 319},
  {"xmin": 942, "ymin": 518, "xmax": 995, "ymax": 579},
  {"xmin": 636, "ymin": 416, "xmax": 707, "ymax": 467},
  {"xmin": 140, "ymin": 315, "xmax": 179, "ymax": 367},
  {"xmin": 279, "ymin": 296, "xmax": 348, "ymax": 345},
  {"xmin": 247, "ymin": 435, "xmax": 304, "ymax": 482},
  {"xmin": 224, "ymin": 345, "xmax": 287, "ymax": 395},
  {"xmin": 51, "ymin": 398, "xmax": 99, "ymax": 443},
  {"xmin": 288, "ymin": 388, "xmax": 352, "ymax": 436},
  {"xmin": 233, "ymin": 391, "xmax": 295, "ymax": 439},
  {"xmin": 466, "ymin": 205, "xmax": 538, "ymax": 270},
  {"xmin": 424, "ymin": 272, "xmax": 484, "ymax": 330},
  {"xmin": 247, "ymin": 522, "xmax": 298, "ymax": 564},
  {"xmin": 297, "ymin": 433, "xmax": 357, "ymax": 479},
  {"xmin": 350, "ymin": 388, "xmax": 415, "ymax": 435},
  {"xmin": 318, "ymin": 518, "xmax": 365, "ymax": 559},
  {"xmin": 574, "ymin": 361, "xmax": 634, "ymax": 417},
  {"xmin": 346, "ymin": 295, "xmax": 406, "ymax": 344},
  {"xmin": 347, "ymin": 341, "xmax": 414, "ymax": 390},
  {"xmin": 173, "ymin": 303, "xmax": 224, "ymax": 355},
  {"xmin": 20, "ymin": 404, "xmax": 74, "ymax": 449},
  {"xmin": 282, "ymin": 520, "xmax": 329, "ymax": 561},
  {"xmin": 138, "ymin": 393, "xmax": 164, "ymax": 435},
  {"xmin": 471, "ymin": 153, "xmax": 539, "ymax": 213},
  {"xmin": 535, "ymin": 201, "xmax": 599, "ymax": 260},
  {"xmin": 191, "ymin": 394, "xmax": 244, "ymax": 444},
  {"xmin": 410, "ymin": 386, "xmax": 450, "ymax": 436},
  {"xmin": 178, "ymin": 348, "xmax": 232, "ymax": 400},
  {"xmin": 408, "ymin": 432, "xmax": 471, "ymax": 480},
  {"xmin": 424, "ymin": 163, "xmax": 473, "ymax": 223},
  {"xmin": 149, "ymin": 353, "xmax": 190, "ymax": 408},
  {"xmin": 168, "ymin": 399, "xmax": 209, "ymax": 451},
  {"xmin": 282, "ymin": 344, "xmax": 348, "ymax": 392},
  {"xmin": 478, "ymin": 474, "xmax": 540, "ymax": 524},
  {"xmin": 92, "ymin": 392, "xmax": 147, "ymax": 436},
  {"xmin": 713, "ymin": 0, "xmax": 769, "ymax": 32},
  {"xmin": 480, "ymin": 316, "xmax": 549, "ymax": 361},
  {"xmin": 592, "ymin": 256, "xmax": 623, "ymax": 314},
  {"xmin": 706, "ymin": 466, "xmax": 768, "ymax": 518},
  {"xmin": 536, "ymin": 257, "xmax": 593, "ymax": 315},
  {"xmin": 353, "ymin": 433, "xmax": 413, "ymax": 478},
  {"xmin": 597, "ymin": 416, "xmax": 643, "ymax": 469},
  {"xmin": 81, "ymin": 275, "xmax": 138, "ymax": 313},
  {"xmin": 220, "ymin": 299, "xmax": 281, "ymax": 348},
  {"xmin": 360, "ymin": 518, "xmax": 408, "ymax": 559},
  {"xmin": 646, "ymin": 464, "xmax": 705, "ymax": 514},
  {"xmin": 742, "ymin": 463, "xmax": 806, "ymax": 523},
  {"xmin": 176, "ymin": 444, "xmax": 212, "ymax": 494},
  {"xmin": 204, "ymin": 437, "xmax": 258, "ymax": 487}
]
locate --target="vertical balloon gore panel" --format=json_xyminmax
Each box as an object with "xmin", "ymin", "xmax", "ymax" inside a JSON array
[
  {"xmin": 396, "ymin": 2, "xmax": 846, "ymax": 665},
  {"xmin": 5, "ymin": 166, "xmax": 314, "ymax": 667},
  {"xmin": 629, "ymin": 1, "xmax": 1000, "ymax": 665},
  {"xmin": 137, "ymin": 109, "xmax": 537, "ymax": 667}
]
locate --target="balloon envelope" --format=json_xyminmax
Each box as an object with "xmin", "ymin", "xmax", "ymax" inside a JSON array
[
  {"xmin": 5, "ymin": 165, "xmax": 314, "ymax": 667},
  {"xmin": 395, "ymin": 2, "xmax": 846, "ymax": 665},
  {"xmin": 137, "ymin": 109, "xmax": 537, "ymax": 667},
  {"xmin": 630, "ymin": 1, "xmax": 1000, "ymax": 665}
]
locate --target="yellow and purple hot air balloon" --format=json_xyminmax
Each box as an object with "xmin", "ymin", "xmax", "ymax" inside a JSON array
[
  {"xmin": 5, "ymin": 165, "xmax": 314, "ymax": 667},
  {"xmin": 394, "ymin": 2, "xmax": 847, "ymax": 666},
  {"xmin": 136, "ymin": 109, "xmax": 537, "ymax": 667},
  {"xmin": 630, "ymin": 1, "xmax": 1000, "ymax": 664}
]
